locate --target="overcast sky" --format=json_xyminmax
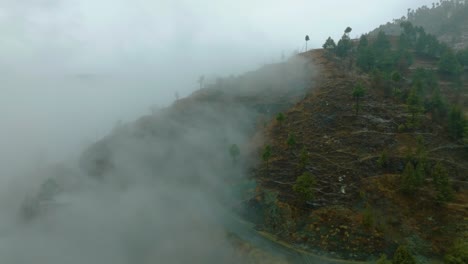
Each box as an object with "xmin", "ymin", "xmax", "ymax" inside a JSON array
[{"xmin": 0, "ymin": 0, "xmax": 435, "ymax": 174}]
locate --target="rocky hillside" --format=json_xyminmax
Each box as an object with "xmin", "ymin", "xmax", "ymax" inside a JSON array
[{"xmin": 248, "ymin": 48, "xmax": 467, "ymax": 262}]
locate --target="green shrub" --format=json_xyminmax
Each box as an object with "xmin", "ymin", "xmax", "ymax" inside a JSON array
[
  {"xmin": 377, "ymin": 150, "xmax": 389, "ymax": 168},
  {"xmin": 393, "ymin": 245, "xmax": 416, "ymax": 264},
  {"xmin": 293, "ymin": 172, "xmax": 316, "ymax": 202}
]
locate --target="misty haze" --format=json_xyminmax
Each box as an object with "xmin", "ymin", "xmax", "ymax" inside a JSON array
[{"xmin": 0, "ymin": 0, "xmax": 467, "ymax": 264}]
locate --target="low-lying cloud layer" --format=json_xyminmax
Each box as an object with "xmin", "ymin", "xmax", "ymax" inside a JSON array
[
  {"xmin": 0, "ymin": 57, "xmax": 314, "ymax": 263},
  {"xmin": 0, "ymin": 0, "xmax": 436, "ymax": 263}
]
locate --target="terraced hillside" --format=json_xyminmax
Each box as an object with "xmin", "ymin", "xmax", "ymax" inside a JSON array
[{"xmin": 248, "ymin": 48, "xmax": 467, "ymax": 261}]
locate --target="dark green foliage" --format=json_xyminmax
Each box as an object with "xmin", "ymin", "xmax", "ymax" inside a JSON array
[
  {"xmin": 425, "ymin": 87, "xmax": 447, "ymax": 120},
  {"xmin": 395, "ymin": 49, "xmax": 414, "ymax": 72},
  {"xmin": 262, "ymin": 145, "xmax": 272, "ymax": 169},
  {"xmin": 399, "ymin": 21, "xmax": 417, "ymax": 49},
  {"xmin": 322, "ymin": 37, "xmax": 336, "ymax": 50},
  {"xmin": 406, "ymin": 89, "xmax": 423, "ymax": 128},
  {"xmin": 444, "ymin": 240, "xmax": 468, "ymax": 264},
  {"xmin": 276, "ymin": 112, "xmax": 285, "ymax": 125},
  {"xmin": 373, "ymin": 31, "xmax": 391, "ymax": 52},
  {"xmin": 229, "ymin": 144, "xmax": 240, "ymax": 163},
  {"xmin": 392, "ymin": 245, "xmax": 416, "ymax": 264},
  {"xmin": 391, "ymin": 71, "xmax": 402, "ymax": 95},
  {"xmin": 439, "ymin": 50, "xmax": 462, "ymax": 77},
  {"xmin": 358, "ymin": 35, "xmax": 369, "ymax": 50},
  {"xmin": 448, "ymin": 106, "xmax": 466, "ymax": 140},
  {"xmin": 431, "ymin": 162, "xmax": 454, "ymax": 203},
  {"xmin": 377, "ymin": 150, "xmax": 389, "ymax": 168},
  {"xmin": 356, "ymin": 47, "xmax": 375, "ymax": 72},
  {"xmin": 411, "ymin": 68, "xmax": 438, "ymax": 97},
  {"xmin": 352, "ymin": 83, "xmax": 365, "ymax": 115},
  {"xmin": 293, "ymin": 172, "xmax": 316, "ymax": 202},
  {"xmin": 286, "ymin": 133, "xmax": 296, "ymax": 150},
  {"xmin": 336, "ymin": 27, "xmax": 353, "ymax": 58}
]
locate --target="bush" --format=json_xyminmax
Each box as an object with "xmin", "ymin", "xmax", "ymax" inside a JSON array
[
  {"xmin": 377, "ymin": 150, "xmax": 389, "ymax": 168},
  {"xmin": 293, "ymin": 172, "xmax": 316, "ymax": 202},
  {"xmin": 392, "ymin": 245, "xmax": 416, "ymax": 264}
]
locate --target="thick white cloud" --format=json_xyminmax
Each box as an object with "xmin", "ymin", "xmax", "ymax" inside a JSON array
[{"xmin": 0, "ymin": 0, "xmax": 435, "ymax": 169}]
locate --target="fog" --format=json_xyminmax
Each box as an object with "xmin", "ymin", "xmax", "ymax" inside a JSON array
[{"xmin": 0, "ymin": 0, "xmax": 436, "ymax": 263}]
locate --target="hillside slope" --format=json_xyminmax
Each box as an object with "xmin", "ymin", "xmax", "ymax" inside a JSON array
[
  {"xmin": 372, "ymin": 0, "xmax": 468, "ymax": 50},
  {"xmin": 248, "ymin": 48, "xmax": 467, "ymax": 261}
]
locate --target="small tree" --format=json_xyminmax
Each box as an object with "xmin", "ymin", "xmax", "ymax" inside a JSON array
[
  {"xmin": 293, "ymin": 172, "xmax": 316, "ymax": 202},
  {"xmin": 276, "ymin": 112, "xmax": 285, "ymax": 127},
  {"xmin": 229, "ymin": 144, "xmax": 240, "ymax": 164},
  {"xmin": 392, "ymin": 245, "xmax": 416, "ymax": 264},
  {"xmin": 345, "ymin": 27, "xmax": 352, "ymax": 35},
  {"xmin": 377, "ymin": 150, "xmax": 389, "ymax": 168},
  {"xmin": 262, "ymin": 145, "xmax": 272, "ymax": 171},
  {"xmin": 439, "ymin": 51, "xmax": 462, "ymax": 77},
  {"xmin": 432, "ymin": 162, "xmax": 454, "ymax": 203},
  {"xmin": 286, "ymin": 133, "xmax": 297, "ymax": 152},
  {"xmin": 352, "ymin": 83, "xmax": 365, "ymax": 115},
  {"xmin": 373, "ymin": 31, "xmax": 391, "ymax": 52},
  {"xmin": 305, "ymin": 35, "xmax": 310, "ymax": 52},
  {"xmin": 322, "ymin": 37, "xmax": 336, "ymax": 50},
  {"xmin": 391, "ymin": 71, "xmax": 402, "ymax": 95},
  {"xmin": 406, "ymin": 88, "xmax": 422, "ymax": 128}
]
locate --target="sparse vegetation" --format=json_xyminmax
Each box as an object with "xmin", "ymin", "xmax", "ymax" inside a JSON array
[
  {"xmin": 444, "ymin": 240, "xmax": 468, "ymax": 264},
  {"xmin": 276, "ymin": 112, "xmax": 285, "ymax": 127},
  {"xmin": 286, "ymin": 133, "xmax": 296, "ymax": 152},
  {"xmin": 431, "ymin": 162, "xmax": 454, "ymax": 203},
  {"xmin": 252, "ymin": 3, "xmax": 468, "ymax": 262}
]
